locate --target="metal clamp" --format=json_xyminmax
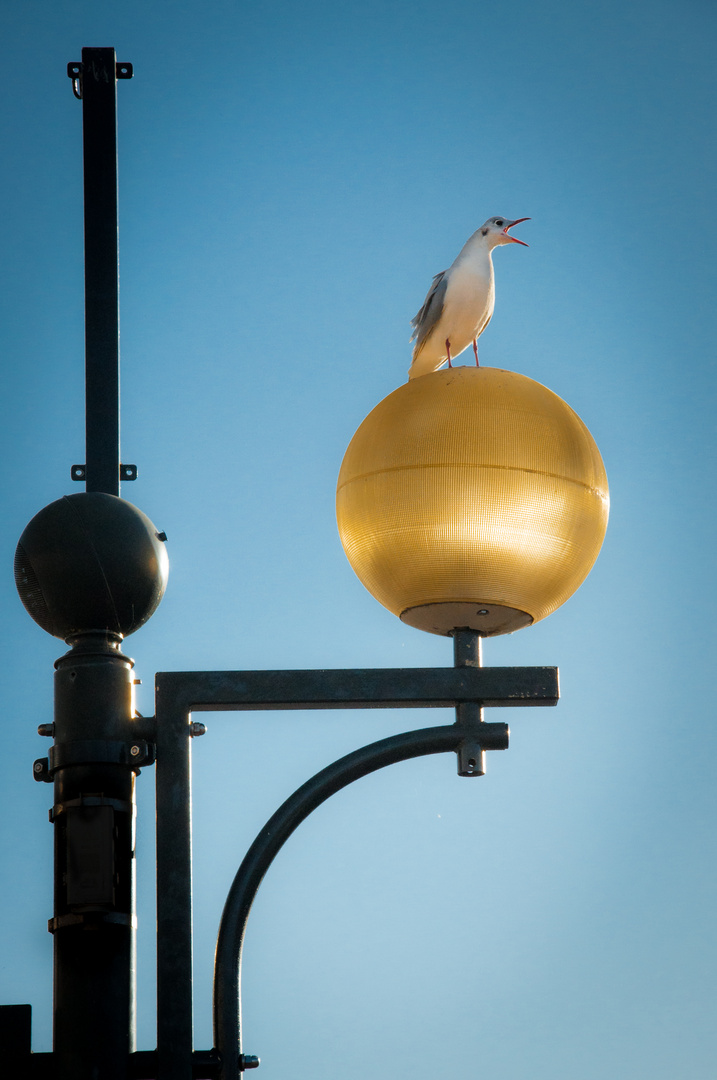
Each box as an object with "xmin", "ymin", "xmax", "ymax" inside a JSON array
[
  {"xmin": 456, "ymin": 721, "xmax": 510, "ymax": 776},
  {"xmin": 49, "ymin": 794, "xmax": 134, "ymax": 824},
  {"xmin": 49, "ymin": 911, "xmax": 137, "ymax": 934},
  {"xmin": 50, "ymin": 739, "xmax": 153, "ymax": 770},
  {"xmin": 32, "ymin": 741, "xmax": 154, "ymax": 783},
  {"xmin": 66, "ymin": 61, "xmax": 132, "ymax": 100},
  {"xmin": 71, "ymin": 463, "xmax": 137, "ymax": 481}
]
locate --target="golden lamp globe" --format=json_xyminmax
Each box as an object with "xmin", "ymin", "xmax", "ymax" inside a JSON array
[{"xmin": 336, "ymin": 367, "xmax": 608, "ymax": 636}]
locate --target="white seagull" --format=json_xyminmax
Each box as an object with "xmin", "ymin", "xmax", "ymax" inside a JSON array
[{"xmin": 408, "ymin": 216, "xmax": 529, "ymax": 380}]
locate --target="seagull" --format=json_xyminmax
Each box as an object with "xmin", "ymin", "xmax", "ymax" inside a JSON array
[{"xmin": 408, "ymin": 216, "xmax": 529, "ymax": 380}]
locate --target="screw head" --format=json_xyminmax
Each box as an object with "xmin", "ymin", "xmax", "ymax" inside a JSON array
[
  {"xmin": 130, "ymin": 744, "xmax": 141, "ymax": 757},
  {"xmin": 190, "ymin": 722, "xmax": 207, "ymax": 738}
]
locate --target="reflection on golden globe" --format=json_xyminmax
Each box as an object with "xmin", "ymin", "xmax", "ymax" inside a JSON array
[{"xmin": 336, "ymin": 367, "xmax": 609, "ymax": 636}]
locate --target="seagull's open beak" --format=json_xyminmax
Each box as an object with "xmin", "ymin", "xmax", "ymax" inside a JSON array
[{"xmin": 504, "ymin": 218, "xmax": 530, "ymax": 246}]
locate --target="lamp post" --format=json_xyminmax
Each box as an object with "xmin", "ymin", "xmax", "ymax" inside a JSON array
[
  {"xmin": 11, "ymin": 47, "xmax": 167, "ymax": 1080},
  {"xmin": 1, "ymin": 48, "xmax": 608, "ymax": 1080}
]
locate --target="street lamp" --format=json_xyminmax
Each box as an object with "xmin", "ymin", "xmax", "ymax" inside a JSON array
[{"xmin": 1, "ymin": 47, "xmax": 607, "ymax": 1080}]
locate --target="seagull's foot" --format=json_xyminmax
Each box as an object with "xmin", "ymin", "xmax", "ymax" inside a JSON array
[
  {"xmin": 446, "ymin": 339, "xmax": 453, "ymax": 368},
  {"xmin": 472, "ymin": 339, "xmax": 480, "ymax": 367}
]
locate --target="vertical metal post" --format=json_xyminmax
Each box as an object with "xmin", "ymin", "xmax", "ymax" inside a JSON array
[
  {"xmin": 48, "ymin": 49, "xmax": 137, "ymax": 1078},
  {"xmin": 81, "ymin": 46, "xmax": 121, "ymax": 496},
  {"xmin": 453, "ymin": 630, "xmax": 486, "ymax": 776},
  {"xmin": 154, "ymin": 684, "xmax": 195, "ymax": 1080},
  {"xmin": 51, "ymin": 633, "xmax": 137, "ymax": 1079}
]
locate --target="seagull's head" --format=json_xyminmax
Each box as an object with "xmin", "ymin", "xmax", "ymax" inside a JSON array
[{"xmin": 481, "ymin": 216, "xmax": 530, "ymax": 248}]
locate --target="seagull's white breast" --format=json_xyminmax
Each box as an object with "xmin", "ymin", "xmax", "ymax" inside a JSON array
[{"xmin": 442, "ymin": 261, "xmax": 495, "ymax": 350}]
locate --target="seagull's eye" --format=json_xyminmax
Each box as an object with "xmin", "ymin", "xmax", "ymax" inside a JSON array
[{"xmin": 496, "ymin": 220, "xmax": 504, "ymax": 227}]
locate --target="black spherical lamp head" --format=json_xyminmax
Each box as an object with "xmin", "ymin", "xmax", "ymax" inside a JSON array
[{"xmin": 14, "ymin": 493, "xmax": 169, "ymax": 641}]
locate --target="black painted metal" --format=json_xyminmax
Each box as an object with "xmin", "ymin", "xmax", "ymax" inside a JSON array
[
  {"xmin": 213, "ymin": 725, "xmax": 471, "ymax": 1079},
  {"xmin": 154, "ymin": 664, "xmax": 558, "ymax": 713},
  {"xmin": 0, "ymin": 1004, "xmax": 32, "ymax": 1071},
  {"xmin": 154, "ymin": 654, "xmax": 557, "ymax": 1079},
  {"xmin": 0, "ymin": 1043, "xmax": 221, "ymax": 1079},
  {"xmin": 51, "ymin": 633, "xmax": 139, "ymax": 1080},
  {"xmin": 80, "ymin": 46, "xmax": 123, "ymax": 496},
  {"xmin": 126, "ymin": 1049, "xmax": 223, "ymax": 1078},
  {"xmin": 154, "ymin": 678, "xmax": 195, "ymax": 1080},
  {"xmin": 453, "ymin": 629, "xmax": 485, "ymax": 775},
  {"xmin": 36, "ymin": 54, "xmax": 143, "ymax": 1076},
  {"xmin": 71, "ymin": 464, "xmax": 137, "ymax": 482}
]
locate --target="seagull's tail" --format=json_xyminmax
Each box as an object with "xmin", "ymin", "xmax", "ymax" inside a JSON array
[{"xmin": 407, "ymin": 345, "xmax": 446, "ymax": 381}]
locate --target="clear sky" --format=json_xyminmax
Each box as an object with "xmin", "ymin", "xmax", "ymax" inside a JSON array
[{"xmin": 1, "ymin": 1, "xmax": 716, "ymax": 1077}]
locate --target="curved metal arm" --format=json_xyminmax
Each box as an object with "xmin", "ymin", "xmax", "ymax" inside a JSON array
[{"xmin": 213, "ymin": 724, "xmax": 465, "ymax": 1078}]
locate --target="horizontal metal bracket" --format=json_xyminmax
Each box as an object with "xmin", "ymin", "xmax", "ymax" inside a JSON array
[
  {"xmin": 155, "ymin": 665, "xmax": 559, "ymax": 714},
  {"xmin": 66, "ymin": 61, "xmax": 133, "ymax": 79},
  {"xmin": 71, "ymin": 463, "xmax": 137, "ymax": 481}
]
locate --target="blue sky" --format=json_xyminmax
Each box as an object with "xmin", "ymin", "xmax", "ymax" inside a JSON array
[{"xmin": 1, "ymin": 1, "xmax": 716, "ymax": 1077}]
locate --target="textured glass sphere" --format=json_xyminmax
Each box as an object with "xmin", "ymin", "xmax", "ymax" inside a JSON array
[{"xmin": 336, "ymin": 367, "xmax": 609, "ymax": 636}]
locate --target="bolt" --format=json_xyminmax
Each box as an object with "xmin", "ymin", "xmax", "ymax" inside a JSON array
[
  {"xmin": 37, "ymin": 723, "xmax": 54, "ymax": 737},
  {"xmin": 190, "ymin": 722, "xmax": 207, "ymax": 738},
  {"xmin": 33, "ymin": 761, "xmax": 45, "ymax": 774},
  {"xmin": 130, "ymin": 744, "xmax": 142, "ymax": 757},
  {"xmin": 240, "ymin": 1055, "xmax": 260, "ymax": 1070}
]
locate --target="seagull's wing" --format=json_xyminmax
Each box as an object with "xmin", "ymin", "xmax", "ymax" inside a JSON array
[{"xmin": 410, "ymin": 271, "xmax": 448, "ymax": 352}]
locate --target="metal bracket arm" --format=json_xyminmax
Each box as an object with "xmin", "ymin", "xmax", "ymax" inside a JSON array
[
  {"xmin": 155, "ymin": 664, "xmax": 559, "ymax": 714},
  {"xmin": 154, "ymin": 658, "xmax": 558, "ymax": 1080}
]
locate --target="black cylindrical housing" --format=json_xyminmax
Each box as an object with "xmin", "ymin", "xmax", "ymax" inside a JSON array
[{"xmin": 51, "ymin": 633, "xmax": 137, "ymax": 1080}]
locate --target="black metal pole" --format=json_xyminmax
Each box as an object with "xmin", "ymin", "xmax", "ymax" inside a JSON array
[
  {"xmin": 81, "ymin": 46, "xmax": 121, "ymax": 496},
  {"xmin": 453, "ymin": 629, "xmax": 486, "ymax": 775},
  {"xmin": 154, "ymin": 681, "xmax": 195, "ymax": 1080},
  {"xmin": 51, "ymin": 633, "xmax": 138, "ymax": 1079},
  {"xmin": 48, "ymin": 48, "xmax": 137, "ymax": 1080}
]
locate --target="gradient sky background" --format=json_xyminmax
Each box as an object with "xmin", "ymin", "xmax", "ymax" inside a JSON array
[{"xmin": 1, "ymin": 1, "xmax": 716, "ymax": 1077}]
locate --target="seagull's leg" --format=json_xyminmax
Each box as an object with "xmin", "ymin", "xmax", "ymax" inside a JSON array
[
  {"xmin": 445, "ymin": 339, "xmax": 453, "ymax": 368},
  {"xmin": 472, "ymin": 338, "xmax": 480, "ymax": 367}
]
